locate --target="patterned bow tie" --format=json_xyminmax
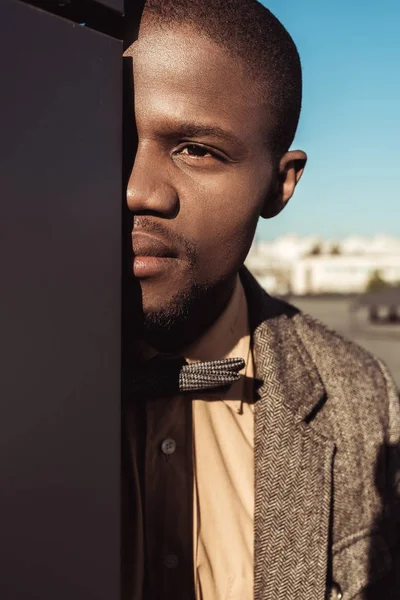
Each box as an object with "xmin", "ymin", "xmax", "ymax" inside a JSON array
[{"xmin": 131, "ymin": 357, "xmax": 245, "ymax": 397}]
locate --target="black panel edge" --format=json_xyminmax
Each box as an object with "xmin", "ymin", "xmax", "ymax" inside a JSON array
[
  {"xmin": 17, "ymin": 0, "xmax": 145, "ymax": 38},
  {"xmin": 21, "ymin": 0, "xmax": 122, "ymax": 16},
  {"xmin": 17, "ymin": 0, "xmax": 122, "ymax": 37}
]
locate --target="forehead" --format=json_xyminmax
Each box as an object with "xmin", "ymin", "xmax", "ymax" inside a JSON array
[
  {"xmin": 129, "ymin": 27, "xmax": 253, "ymax": 96},
  {"xmin": 125, "ymin": 26, "xmax": 270, "ymax": 144}
]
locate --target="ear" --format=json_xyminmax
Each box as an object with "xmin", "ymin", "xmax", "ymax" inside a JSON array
[{"xmin": 261, "ymin": 150, "xmax": 307, "ymax": 219}]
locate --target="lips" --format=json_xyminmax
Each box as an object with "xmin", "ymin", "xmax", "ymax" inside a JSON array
[
  {"xmin": 132, "ymin": 231, "xmax": 179, "ymax": 278},
  {"xmin": 132, "ymin": 231, "xmax": 178, "ymax": 259}
]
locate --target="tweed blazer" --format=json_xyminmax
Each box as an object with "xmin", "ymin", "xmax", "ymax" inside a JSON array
[{"xmin": 239, "ymin": 268, "xmax": 400, "ymax": 600}]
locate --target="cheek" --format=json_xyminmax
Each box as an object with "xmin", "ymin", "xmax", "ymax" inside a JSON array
[
  {"xmin": 188, "ymin": 179, "xmax": 264, "ymax": 280},
  {"xmin": 203, "ymin": 211, "xmax": 259, "ymax": 274}
]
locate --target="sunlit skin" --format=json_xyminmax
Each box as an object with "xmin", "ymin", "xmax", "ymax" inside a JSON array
[{"xmin": 125, "ymin": 23, "xmax": 306, "ymax": 352}]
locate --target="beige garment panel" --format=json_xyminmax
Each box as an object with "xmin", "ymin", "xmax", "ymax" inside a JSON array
[{"xmin": 186, "ymin": 278, "xmax": 255, "ymax": 600}]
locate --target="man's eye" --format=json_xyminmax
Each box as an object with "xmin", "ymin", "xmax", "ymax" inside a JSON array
[{"xmin": 179, "ymin": 145, "xmax": 213, "ymax": 158}]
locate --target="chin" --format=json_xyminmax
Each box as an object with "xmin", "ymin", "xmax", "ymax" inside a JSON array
[
  {"xmin": 139, "ymin": 283, "xmax": 192, "ymax": 328},
  {"xmin": 141, "ymin": 275, "xmax": 217, "ymax": 332}
]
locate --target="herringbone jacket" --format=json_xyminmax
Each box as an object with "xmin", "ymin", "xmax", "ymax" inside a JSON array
[{"xmin": 240, "ymin": 268, "xmax": 400, "ymax": 600}]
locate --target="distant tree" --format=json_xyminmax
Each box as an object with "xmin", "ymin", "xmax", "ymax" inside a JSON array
[
  {"xmin": 308, "ymin": 243, "xmax": 323, "ymax": 256},
  {"xmin": 365, "ymin": 270, "xmax": 390, "ymax": 292},
  {"xmin": 330, "ymin": 244, "xmax": 341, "ymax": 255}
]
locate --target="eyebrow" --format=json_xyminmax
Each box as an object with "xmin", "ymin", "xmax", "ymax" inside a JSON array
[{"xmin": 158, "ymin": 121, "xmax": 245, "ymax": 150}]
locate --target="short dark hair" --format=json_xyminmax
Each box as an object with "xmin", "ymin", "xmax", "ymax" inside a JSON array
[{"xmin": 141, "ymin": 0, "xmax": 302, "ymax": 156}]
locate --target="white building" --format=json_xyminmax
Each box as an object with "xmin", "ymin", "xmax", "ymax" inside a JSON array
[
  {"xmin": 291, "ymin": 254, "xmax": 400, "ymax": 295},
  {"xmin": 245, "ymin": 234, "xmax": 400, "ymax": 295}
]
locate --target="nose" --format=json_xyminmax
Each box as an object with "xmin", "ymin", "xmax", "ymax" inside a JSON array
[{"xmin": 126, "ymin": 143, "xmax": 179, "ymax": 217}]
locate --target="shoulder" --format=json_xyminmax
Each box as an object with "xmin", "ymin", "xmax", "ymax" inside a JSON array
[
  {"xmin": 290, "ymin": 304, "xmax": 388, "ymax": 391},
  {"xmin": 241, "ymin": 267, "xmax": 398, "ymax": 405},
  {"xmin": 262, "ymin": 292, "xmax": 398, "ymax": 432},
  {"xmin": 274, "ymin": 298, "xmax": 400, "ymax": 472}
]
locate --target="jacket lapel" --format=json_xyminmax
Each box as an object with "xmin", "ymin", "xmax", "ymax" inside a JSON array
[{"xmin": 240, "ymin": 269, "xmax": 335, "ymax": 600}]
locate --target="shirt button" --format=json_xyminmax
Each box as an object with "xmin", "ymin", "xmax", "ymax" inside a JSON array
[
  {"xmin": 164, "ymin": 554, "xmax": 179, "ymax": 569},
  {"xmin": 161, "ymin": 438, "xmax": 176, "ymax": 455}
]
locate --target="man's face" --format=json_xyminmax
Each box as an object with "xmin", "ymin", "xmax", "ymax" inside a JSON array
[{"xmin": 126, "ymin": 25, "xmax": 276, "ymax": 326}]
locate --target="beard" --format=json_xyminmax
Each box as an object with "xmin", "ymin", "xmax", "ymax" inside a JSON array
[
  {"xmin": 143, "ymin": 279, "xmax": 211, "ymax": 330},
  {"xmin": 134, "ymin": 274, "xmax": 235, "ymax": 354}
]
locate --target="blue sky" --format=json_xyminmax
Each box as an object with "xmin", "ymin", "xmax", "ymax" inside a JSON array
[{"xmin": 256, "ymin": 0, "xmax": 400, "ymax": 240}]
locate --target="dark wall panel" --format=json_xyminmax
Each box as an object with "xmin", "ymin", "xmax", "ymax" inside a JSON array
[{"xmin": 0, "ymin": 1, "xmax": 122, "ymax": 598}]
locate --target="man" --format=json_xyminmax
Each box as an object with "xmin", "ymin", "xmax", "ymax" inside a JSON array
[{"xmin": 122, "ymin": 1, "xmax": 400, "ymax": 599}]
